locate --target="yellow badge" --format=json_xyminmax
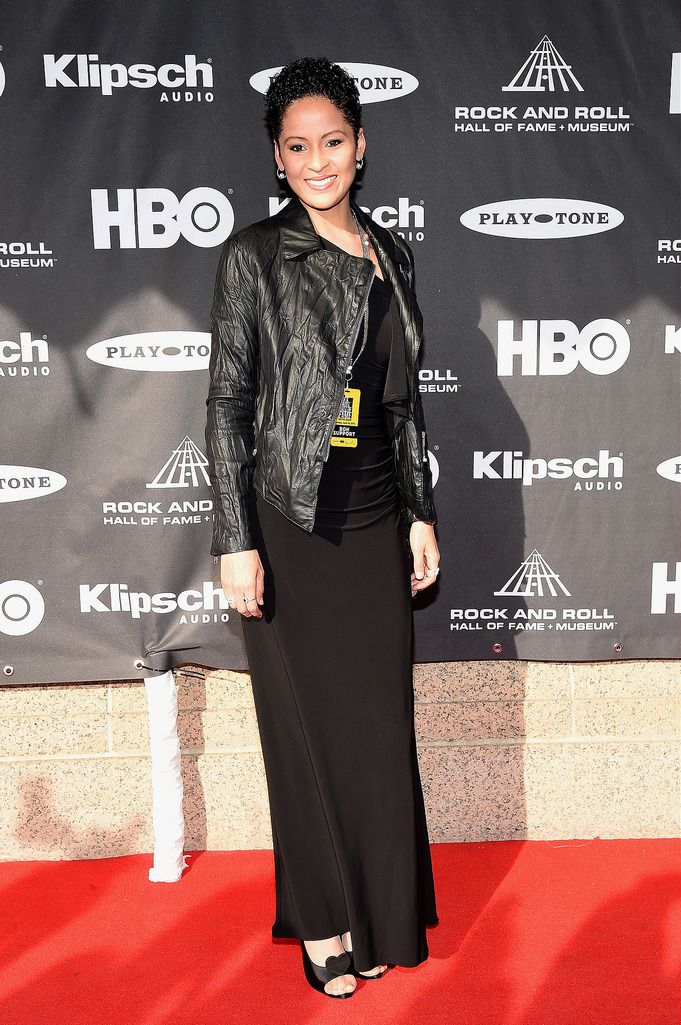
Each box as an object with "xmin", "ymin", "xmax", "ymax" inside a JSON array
[{"xmin": 330, "ymin": 386, "xmax": 361, "ymax": 448}]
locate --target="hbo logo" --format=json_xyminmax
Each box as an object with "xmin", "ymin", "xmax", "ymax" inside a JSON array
[
  {"xmin": 497, "ymin": 319, "xmax": 630, "ymax": 376},
  {"xmin": 91, "ymin": 187, "xmax": 234, "ymax": 249}
]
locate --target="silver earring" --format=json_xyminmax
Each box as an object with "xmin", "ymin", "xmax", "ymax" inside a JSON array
[
  {"xmin": 356, "ymin": 157, "xmax": 364, "ymax": 169},
  {"xmin": 276, "ymin": 167, "xmax": 286, "ymax": 179}
]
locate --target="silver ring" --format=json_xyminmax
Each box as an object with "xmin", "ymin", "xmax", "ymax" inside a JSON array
[{"xmin": 243, "ymin": 595, "xmax": 256, "ymax": 603}]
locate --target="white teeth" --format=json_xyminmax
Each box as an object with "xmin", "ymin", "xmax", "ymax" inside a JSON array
[{"xmin": 307, "ymin": 176, "xmax": 335, "ymax": 187}]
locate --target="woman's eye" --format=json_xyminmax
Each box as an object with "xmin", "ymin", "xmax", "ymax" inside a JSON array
[{"xmin": 289, "ymin": 139, "xmax": 343, "ymax": 153}]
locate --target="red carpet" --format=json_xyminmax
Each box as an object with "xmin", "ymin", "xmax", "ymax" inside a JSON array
[{"xmin": 1, "ymin": 839, "xmax": 679, "ymax": 1024}]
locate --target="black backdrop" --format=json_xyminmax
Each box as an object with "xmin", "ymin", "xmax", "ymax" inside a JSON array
[{"xmin": 2, "ymin": 0, "xmax": 680, "ymax": 685}]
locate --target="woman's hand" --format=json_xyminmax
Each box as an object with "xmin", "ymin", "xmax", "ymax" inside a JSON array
[
  {"xmin": 409, "ymin": 522, "xmax": 440, "ymax": 597},
  {"xmin": 220, "ymin": 550, "xmax": 265, "ymax": 618}
]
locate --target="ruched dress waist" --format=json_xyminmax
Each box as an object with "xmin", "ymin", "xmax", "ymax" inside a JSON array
[{"xmin": 313, "ymin": 236, "xmax": 401, "ymax": 532}]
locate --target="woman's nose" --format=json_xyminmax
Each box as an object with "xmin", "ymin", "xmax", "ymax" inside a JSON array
[{"xmin": 307, "ymin": 150, "xmax": 331, "ymax": 172}]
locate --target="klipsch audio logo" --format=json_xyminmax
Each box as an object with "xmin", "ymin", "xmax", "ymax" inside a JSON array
[
  {"xmin": 497, "ymin": 319, "xmax": 630, "ymax": 376},
  {"xmin": 0, "ymin": 332, "xmax": 51, "ymax": 378},
  {"xmin": 460, "ymin": 199, "xmax": 623, "ymax": 238},
  {"xmin": 0, "ymin": 465, "xmax": 67, "ymax": 502},
  {"xmin": 91, "ymin": 188, "xmax": 234, "ymax": 249},
  {"xmin": 0, "ymin": 580, "xmax": 45, "ymax": 636},
  {"xmin": 450, "ymin": 549, "xmax": 617, "ymax": 635},
  {"xmin": 102, "ymin": 437, "xmax": 214, "ymax": 530},
  {"xmin": 268, "ymin": 195, "xmax": 426, "ymax": 242},
  {"xmin": 664, "ymin": 325, "xmax": 681, "ymax": 354},
  {"xmin": 86, "ymin": 332, "xmax": 209, "ymax": 371},
  {"xmin": 473, "ymin": 449, "xmax": 623, "ymax": 492},
  {"xmin": 79, "ymin": 581, "xmax": 230, "ymax": 622},
  {"xmin": 251, "ymin": 62, "xmax": 418, "ymax": 102},
  {"xmin": 43, "ymin": 54, "xmax": 213, "ymax": 102},
  {"xmin": 454, "ymin": 35, "xmax": 631, "ymax": 134}
]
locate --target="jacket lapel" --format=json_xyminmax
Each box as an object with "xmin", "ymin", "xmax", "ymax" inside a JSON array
[{"xmin": 275, "ymin": 192, "xmax": 414, "ymax": 428}]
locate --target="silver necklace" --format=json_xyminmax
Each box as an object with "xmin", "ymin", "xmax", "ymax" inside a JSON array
[{"xmin": 345, "ymin": 208, "xmax": 372, "ymax": 381}]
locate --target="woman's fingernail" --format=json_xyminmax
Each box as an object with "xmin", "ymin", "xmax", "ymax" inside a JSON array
[{"xmin": 416, "ymin": 572, "xmax": 424, "ymax": 580}]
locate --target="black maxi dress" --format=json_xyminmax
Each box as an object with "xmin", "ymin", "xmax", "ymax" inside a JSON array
[{"xmin": 240, "ymin": 236, "xmax": 438, "ymax": 972}]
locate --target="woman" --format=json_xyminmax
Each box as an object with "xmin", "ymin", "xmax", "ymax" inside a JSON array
[{"xmin": 205, "ymin": 56, "xmax": 441, "ymax": 999}]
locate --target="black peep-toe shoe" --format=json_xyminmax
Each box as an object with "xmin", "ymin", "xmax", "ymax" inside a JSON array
[
  {"xmin": 340, "ymin": 940, "xmax": 387, "ymax": 981},
  {"xmin": 300, "ymin": 940, "xmax": 355, "ymax": 998},
  {"xmin": 355, "ymin": 965, "xmax": 388, "ymax": 980}
]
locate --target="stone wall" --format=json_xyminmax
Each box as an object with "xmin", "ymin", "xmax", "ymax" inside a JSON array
[{"xmin": 0, "ymin": 660, "xmax": 679, "ymax": 860}]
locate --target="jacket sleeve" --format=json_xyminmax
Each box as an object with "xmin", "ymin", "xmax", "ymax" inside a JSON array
[
  {"xmin": 400, "ymin": 237, "xmax": 438, "ymax": 529},
  {"xmin": 205, "ymin": 237, "xmax": 260, "ymax": 556}
]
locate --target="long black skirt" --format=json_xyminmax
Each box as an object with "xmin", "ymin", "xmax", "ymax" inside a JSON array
[{"xmin": 240, "ymin": 485, "xmax": 439, "ymax": 972}]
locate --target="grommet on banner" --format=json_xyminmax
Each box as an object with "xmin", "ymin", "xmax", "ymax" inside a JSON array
[
  {"xmin": 613, "ymin": 642, "xmax": 623, "ymax": 653},
  {"xmin": 491, "ymin": 642, "xmax": 504, "ymax": 654},
  {"xmin": 3, "ymin": 665, "xmax": 14, "ymax": 676},
  {"xmin": 133, "ymin": 659, "xmax": 168, "ymax": 673}
]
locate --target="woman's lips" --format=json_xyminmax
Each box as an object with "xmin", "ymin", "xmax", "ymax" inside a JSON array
[{"xmin": 305, "ymin": 175, "xmax": 337, "ymax": 191}]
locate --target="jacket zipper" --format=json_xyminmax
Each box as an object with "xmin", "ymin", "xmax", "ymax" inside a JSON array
[{"xmin": 322, "ymin": 262, "xmax": 376, "ymax": 462}]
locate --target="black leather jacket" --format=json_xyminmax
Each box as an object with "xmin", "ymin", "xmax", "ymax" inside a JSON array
[{"xmin": 205, "ymin": 192, "xmax": 437, "ymax": 556}]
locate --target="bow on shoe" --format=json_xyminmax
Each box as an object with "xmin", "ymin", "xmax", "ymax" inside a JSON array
[{"xmin": 324, "ymin": 951, "xmax": 352, "ymax": 976}]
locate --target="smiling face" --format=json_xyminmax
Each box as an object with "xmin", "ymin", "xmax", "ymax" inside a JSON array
[{"xmin": 273, "ymin": 95, "xmax": 365, "ymax": 214}]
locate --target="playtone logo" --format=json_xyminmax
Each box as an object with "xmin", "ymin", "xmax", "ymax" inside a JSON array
[
  {"xmin": 460, "ymin": 199, "xmax": 623, "ymax": 238},
  {"xmin": 43, "ymin": 54, "xmax": 213, "ymax": 99},
  {"xmin": 86, "ymin": 332, "xmax": 210, "ymax": 371},
  {"xmin": 79, "ymin": 582, "xmax": 231, "ymax": 620},
  {"xmin": 91, "ymin": 188, "xmax": 233, "ymax": 249},
  {"xmin": 473, "ymin": 449, "xmax": 623, "ymax": 489},
  {"xmin": 656, "ymin": 456, "xmax": 681, "ymax": 483},
  {"xmin": 497, "ymin": 319, "xmax": 630, "ymax": 376},
  {"xmin": 251, "ymin": 62, "xmax": 418, "ymax": 103},
  {"xmin": 0, "ymin": 465, "xmax": 67, "ymax": 502}
]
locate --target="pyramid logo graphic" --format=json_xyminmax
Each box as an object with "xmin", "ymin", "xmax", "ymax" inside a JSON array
[
  {"xmin": 502, "ymin": 36, "xmax": 584, "ymax": 93},
  {"xmin": 494, "ymin": 549, "xmax": 572, "ymax": 597},
  {"xmin": 146, "ymin": 436, "xmax": 210, "ymax": 489}
]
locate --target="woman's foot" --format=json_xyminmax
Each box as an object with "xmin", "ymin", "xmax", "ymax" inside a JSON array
[
  {"xmin": 340, "ymin": 930, "xmax": 388, "ymax": 977},
  {"xmin": 303, "ymin": 936, "xmax": 356, "ymax": 996}
]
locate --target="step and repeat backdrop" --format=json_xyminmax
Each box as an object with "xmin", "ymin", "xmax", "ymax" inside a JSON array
[{"xmin": 1, "ymin": 0, "xmax": 680, "ymax": 684}]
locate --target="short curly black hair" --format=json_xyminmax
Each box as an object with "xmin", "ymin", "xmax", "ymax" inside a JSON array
[{"xmin": 264, "ymin": 56, "xmax": 362, "ymax": 144}]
